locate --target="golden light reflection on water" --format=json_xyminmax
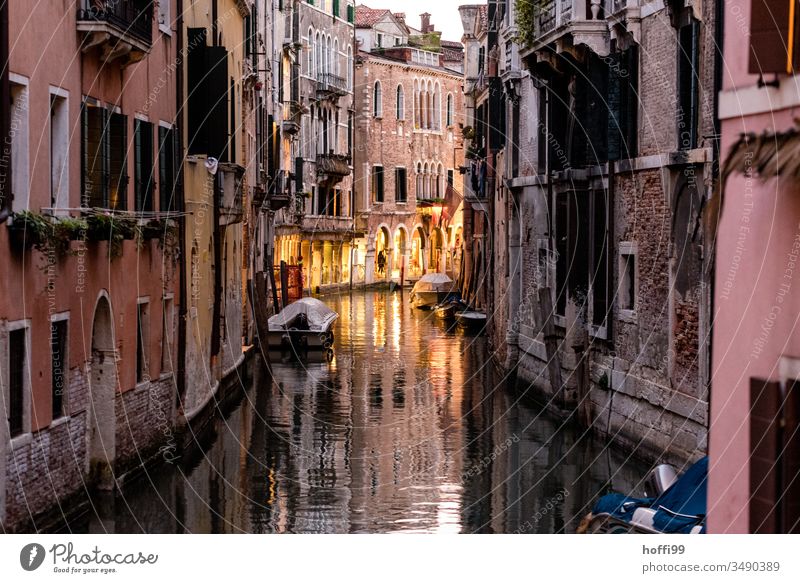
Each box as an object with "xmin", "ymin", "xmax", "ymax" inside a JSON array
[{"xmin": 73, "ymin": 291, "xmax": 651, "ymax": 534}]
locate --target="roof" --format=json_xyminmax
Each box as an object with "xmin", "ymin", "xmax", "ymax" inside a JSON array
[
  {"xmin": 441, "ymin": 40, "xmax": 464, "ymax": 49},
  {"xmin": 355, "ymin": 5, "xmax": 391, "ymax": 28}
]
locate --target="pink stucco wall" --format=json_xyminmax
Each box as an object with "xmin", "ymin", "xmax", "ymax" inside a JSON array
[{"xmin": 710, "ymin": 0, "xmax": 800, "ymax": 533}]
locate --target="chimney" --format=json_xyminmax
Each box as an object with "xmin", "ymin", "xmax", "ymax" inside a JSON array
[
  {"xmin": 395, "ymin": 12, "xmax": 406, "ymax": 25},
  {"xmin": 420, "ymin": 12, "xmax": 432, "ymax": 33}
]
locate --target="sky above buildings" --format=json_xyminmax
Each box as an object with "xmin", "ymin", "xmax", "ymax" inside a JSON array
[{"xmin": 382, "ymin": 0, "xmax": 468, "ymax": 43}]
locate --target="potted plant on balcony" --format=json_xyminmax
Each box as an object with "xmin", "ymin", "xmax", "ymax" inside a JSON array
[
  {"xmin": 86, "ymin": 212, "xmax": 136, "ymax": 259},
  {"xmin": 461, "ymin": 125, "xmax": 475, "ymax": 140},
  {"xmin": 52, "ymin": 217, "xmax": 88, "ymax": 256},
  {"xmin": 515, "ymin": 0, "xmax": 551, "ymax": 47},
  {"xmin": 7, "ymin": 210, "xmax": 50, "ymax": 252}
]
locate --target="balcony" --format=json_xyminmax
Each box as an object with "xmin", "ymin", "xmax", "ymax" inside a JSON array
[
  {"xmin": 316, "ymin": 73, "xmax": 349, "ymax": 99},
  {"xmin": 218, "ymin": 163, "xmax": 245, "ymax": 226},
  {"xmin": 267, "ymin": 170, "xmax": 292, "ymax": 212},
  {"xmin": 77, "ymin": 1, "xmax": 153, "ymax": 66},
  {"xmin": 316, "ymin": 152, "xmax": 351, "ymax": 184},
  {"xmin": 524, "ymin": 0, "xmax": 612, "ymax": 57},
  {"xmin": 300, "ymin": 215, "xmax": 354, "ymax": 236}
]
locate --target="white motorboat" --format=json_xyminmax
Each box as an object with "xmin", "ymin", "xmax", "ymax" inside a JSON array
[
  {"xmin": 410, "ymin": 273, "xmax": 457, "ymax": 309},
  {"xmin": 267, "ymin": 297, "xmax": 338, "ymax": 351}
]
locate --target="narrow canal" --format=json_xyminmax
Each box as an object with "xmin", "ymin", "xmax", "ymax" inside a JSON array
[{"xmin": 70, "ymin": 290, "xmax": 649, "ymax": 534}]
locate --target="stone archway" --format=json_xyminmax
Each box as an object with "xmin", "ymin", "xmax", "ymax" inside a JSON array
[
  {"xmin": 430, "ymin": 228, "xmax": 445, "ymax": 273},
  {"xmin": 89, "ymin": 295, "xmax": 116, "ymax": 490},
  {"xmin": 374, "ymin": 226, "xmax": 391, "ymax": 279},
  {"xmin": 393, "ymin": 226, "xmax": 408, "ymax": 279}
]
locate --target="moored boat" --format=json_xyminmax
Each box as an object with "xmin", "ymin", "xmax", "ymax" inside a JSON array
[
  {"xmin": 267, "ymin": 297, "xmax": 339, "ymax": 353},
  {"xmin": 579, "ymin": 457, "xmax": 708, "ymax": 534},
  {"xmin": 455, "ymin": 310, "xmax": 487, "ymax": 331},
  {"xmin": 410, "ymin": 273, "xmax": 457, "ymax": 309}
]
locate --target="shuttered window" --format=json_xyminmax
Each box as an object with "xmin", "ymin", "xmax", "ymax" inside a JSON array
[
  {"xmin": 51, "ymin": 319, "xmax": 68, "ymax": 420},
  {"xmin": 372, "ymin": 165, "xmax": 384, "ymax": 203},
  {"xmin": 159, "ymin": 126, "xmax": 177, "ymax": 212},
  {"xmin": 187, "ymin": 29, "xmax": 229, "ymax": 161},
  {"xmin": 750, "ymin": 377, "xmax": 800, "ymax": 533},
  {"xmin": 135, "ymin": 119, "xmax": 154, "ymax": 212},
  {"xmin": 82, "ymin": 105, "xmax": 127, "ymax": 210},
  {"xmin": 8, "ymin": 328, "xmax": 26, "ymax": 438},
  {"xmin": 395, "ymin": 167, "xmax": 407, "ymax": 203},
  {"xmin": 749, "ymin": 0, "xmax": 800, "ymax": 74},
  {"xmin": 677, "ymin": 20, "xmax": 700, "ymax": 151}
]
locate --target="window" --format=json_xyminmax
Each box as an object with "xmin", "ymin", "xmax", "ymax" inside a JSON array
[
  {"xmin": 158, "ymin": 0, "xmax": 171, "ymax": 34},
  {"xmin": 396, "ymin": 85, "xmax": 405, "ymax": 120},
  {"xmin": 82, "ymin": 105, "xmax": 128, "ymax": 210},
  {"xmin": 161, "ymin": 296, "xmax": 174, "ymax": 373},
  {"xmin": 347, "ymin": 3, "xmax": 355, "ymax": 23},
  {"xmin": 51, "ymin": 317, "xmax": 68, "ymax": 420},
  {"xmin": 372, "ymin": 165, "xmax": 384, "ymax": 203},
  {"xmin": 618, "ymin": 243, "xmax": 637, "ymax": 315},
  {"xmin": 136, "ymin": 300, "xmax": 150, "ymax": 384},
  {"xmin": 446, "ymin": 93, "xmax": 453, "ymax": 127},
  {"xmin": 333, "ymin": 0, "xmax": 340, "ymax": 19},
  {"xmin": 49, "ymin": 91, "xmax": 69, "ymax": 211},
  {"xmin": 307, "ymin": 28, "xmax": 314, "ymax": 74},
  {"xmin": 187, "ymin": 28, "xmax": 229, "ymax": 160},
  {"xmin": 347, "ymin": 45, "xmax": 353, "ymax": 89},
  {"xmin": 554, "ymin": 189, "xmax": 610, "ymax": 330},
  {"xmin": 377, "ymin": 33, "xmax": 383, "ymax": 48},
  {"xmin": 748, "ymin": 0, "xmax": 800, "ymax": 74},
  {"xmin": 7, "ymin": 326, "xmax": 28, "ymax": 438},
  {"xmin": 395, "ymin": 167, "xmax": 407, "ymax": 203},
  {"xmin": 447, "ymin": 169, "xmax": 454, "ymax": 189},
  {"xmin": 134, "ymin": 119, "xmax": 154, "ymax": 212},
  {"xmin": 159, "ymin": 125, "xmax": 178, "ymax": 213},
  {"xmin": 373, "ymin": 81, "xmax": 383, "ymax": 117},
  {"xmin": 416, "ymin": 163, "xmax": 423, "ymax": 197},
  {"xmin": 677, "ymin": 19, "xmax": 699, "ymax": 150},
  {"xmin": 9, "ymin": 78, "xmax": 29, "ymax": 212}
]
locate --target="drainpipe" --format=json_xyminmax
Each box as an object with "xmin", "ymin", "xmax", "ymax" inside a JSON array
[
  {"xmin": 0, "ymin": 0, "xmax": 11, "ymax": 222},
  {"xmin": 176, "ymin": 0, "xmax": 188, "ymax": 408}
]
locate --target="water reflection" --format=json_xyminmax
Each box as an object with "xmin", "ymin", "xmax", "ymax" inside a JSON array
[{"xmin": 68, "ymin": 291, "xmax": 648, "ymax": 534}]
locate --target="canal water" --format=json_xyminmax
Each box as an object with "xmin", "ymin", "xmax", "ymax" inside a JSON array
[{"xmin": 70, "ymin": 290, "xmax": 649, "ymax": 534}]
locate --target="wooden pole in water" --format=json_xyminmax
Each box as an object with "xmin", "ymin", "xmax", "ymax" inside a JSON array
[{"xmin": 280, "ymin": 261, "xmax": 290, "ymax": 309}]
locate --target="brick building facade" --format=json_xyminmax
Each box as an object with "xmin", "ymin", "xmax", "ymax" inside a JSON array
[
  {"xmin": 353, "ymin": 8, "xmax": 465, "ymax": 285},
  {"xmin": 479, "ymin": 0, "xmax": 716, "ymax": 464}
]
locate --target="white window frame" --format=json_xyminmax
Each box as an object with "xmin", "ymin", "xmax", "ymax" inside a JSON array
[
  {"xmin": 9, "ymin": 74, "xmax": 29, "ymax": 213},
  {"xmin": 161, "ymin": 294, "xmax": 175, "ymax": 376},
  {"xmin": 49, "ymin": 87, "xmax": 70, "ymax": 215},
  {"xmin": 136, "ymin": 297, "xmax": 151, "ymax": 387}
]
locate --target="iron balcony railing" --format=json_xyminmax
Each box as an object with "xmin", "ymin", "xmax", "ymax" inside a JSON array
[
  {"xmin": 316, "ymin": 73, "xmax": 348, "ymax": 96},
  {"xmin": 78, "ymin": 0, "xmax": 153, "ymax": 45}
]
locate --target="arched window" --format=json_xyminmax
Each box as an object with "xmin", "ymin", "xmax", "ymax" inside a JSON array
[
  {"xmin": 423, "ymin": 163, "xmax": 430, "ymax": 198},
  {"xmin": 446, "ymin": 93, "xmax": 453, "ymax": 127},
  {"xmin": 307, "ymin": 28, "xmax": 314, "ymax": 74},
  {"xmin": 434, "ymin": 83, "xmax": 441, "ymax": 130},
  {"xmin": 414, "ymin": 80, "xmax": 420, "ymax": 128},
  {"xmin": 327, "ymin": 35, "xmax": 333, "ymax": 76},
  {"xmin": 347, "ymin": 46, "xmax": 353, "ymax": 89},
  {"xmin": 333, "ymin": 39, "xmax": 339, "ymax": 78},
  {"xmin": 315, "ymin": 32, "xmax": 322, "ymax": 78},
  {"xmin": 436, "ymin": 163, "xmax": 444, "ymax": 196},
  {"xmin": 396, "ymin": 85, "xmax": 405, "ymax": 120},
  {"xmin": 373, "ymin": 81, "xmax": 382, "ymax": 117},
  {"xmin": 416, "ymin": 163, "xmax": 423, "ymax": 197}
]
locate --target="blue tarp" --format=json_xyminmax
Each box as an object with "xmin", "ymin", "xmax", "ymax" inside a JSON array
[{"xmin": 592, "ymin": 457, "xmax": 708, "ymax": 534}]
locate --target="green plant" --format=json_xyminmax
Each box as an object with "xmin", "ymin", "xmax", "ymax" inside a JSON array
[
  {"xmin": 462, "ymin": 125, "xmax": 475, "ymax": 140},
  {"xmin": 86, "ymin": 213, "xmax": 136, "ymax": 260},
  {"xmin": 515, "ymin": 0, "xmax": 551, "ymax": 48},
  {"xmin": 8, "ymin": 212, "xmax": 86, "ymax": 257}
]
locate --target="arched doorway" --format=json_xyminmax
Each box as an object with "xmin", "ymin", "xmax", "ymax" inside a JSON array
[
  {"xmin": 89, "ymin": 295, "xmax": 116, "ymax": 490},
  {"xmin": 393, "ymin": 227, "xmax": 407, "ymax": 279},
  {"xmin": 411, "ymin": 226, "xmax": 425, "ymax": 276},
  {"xmin": 430, "ymin": 228, "xmax": 444, "ymax": 273},
  {"xmin": 374, "ymin": 227, "xmax": 391, "ymax": 279}
]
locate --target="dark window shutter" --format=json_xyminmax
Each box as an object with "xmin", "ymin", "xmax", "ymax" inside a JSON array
[
  {"xmin": 678, "ymin": 21, "xmax": 700, "ymax": 150},
  {"xmin": 295, "ymin": 157, "xmax": 304, "ymax": 193},
  {"xmin": 206, "ymin": 46, "xmax": 229, "ymax": 161},
  {"xmin": 8, "ymin": 329, "xmax": 25, "ymax": 438},
  {"xmin": 749, "ymin": 0, "xmax": 800, "ymax": 74},
  {"xmin": 750, "ymin": 378, "xmax": 782, "ymax": 533},
  {"xmin": 187, "ymin": 28, "xmax": 208, "ymax": 155},
  {"xmin": 109, "ymin": 113, "xmax": 128, "ymax": 211},
  {"xmin": 784, "ymin": 380, "xmax": 800, "ymax": 533},
  {"xmin": 135, "ymin": 120, "xmax": 154, "ymax": 212}
]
